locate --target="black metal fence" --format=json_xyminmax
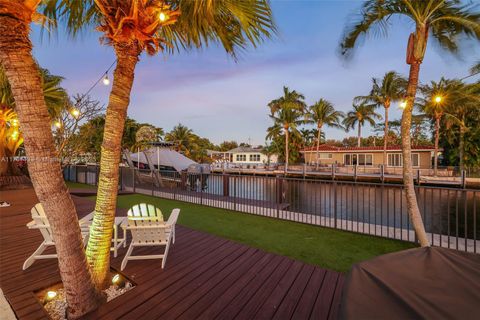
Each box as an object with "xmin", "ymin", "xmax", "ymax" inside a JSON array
[{"xmin": 64, "ymin": 165, "xmax": 479, "ymax": 253}]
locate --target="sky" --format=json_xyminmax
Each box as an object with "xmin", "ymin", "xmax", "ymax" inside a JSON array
[{"xmin": 31, "ymin": 0, "xmax": 480, "ymax": 146}]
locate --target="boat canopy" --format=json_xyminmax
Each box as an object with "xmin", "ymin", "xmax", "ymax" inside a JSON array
[{"xmin": 126, "ymin": 147, "xmax": 197, "ymax": 172}]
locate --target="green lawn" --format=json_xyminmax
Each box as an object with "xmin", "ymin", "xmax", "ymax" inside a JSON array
[
  {"xmin": 114, "ymin": 193, "xmax": 415, "ymax": 273},
  {"xmin": 66, "ymin": 181, "xmax": 416, "ymax": 272}
]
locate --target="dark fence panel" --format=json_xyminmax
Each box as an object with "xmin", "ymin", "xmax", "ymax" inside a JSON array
[{"xmin": 64, "ymin": 165, "xmax": 479, "ymax": 253}]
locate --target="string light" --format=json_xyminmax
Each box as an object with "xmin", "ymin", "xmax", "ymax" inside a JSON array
[
  {"xmin": 434, "ymin": 95, "xmax": 442, "ymax": 103},
  {"xmin": 11, "ymin": 130, "xmax": 19, "ymax": 140},
  {"xmin": 102, "ymin": 73, "xmax": 110, "ymax": 86},
  {"xmin": 71, "ymin": 108, "xmax": 80, "ymax": 118},
  {"xmin": 54, "ymin": 121, "xmax": 62, "ymax": 128},
  {"xmin": 400, "ymin": 101, "xmax": 407, "ymax": 109},
  {"xmin": 11, "ymin": 119, "xmax": 18, "ymax": 127}
]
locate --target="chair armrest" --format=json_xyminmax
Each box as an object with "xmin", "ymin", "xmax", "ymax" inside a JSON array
[{"xmin": 27, "ymin": 223, "xmax": 52, "ymax": 230}]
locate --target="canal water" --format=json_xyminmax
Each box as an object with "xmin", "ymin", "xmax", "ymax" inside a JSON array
[{"xmin": 204, "ymin": 174, "xmax": 479, "ymax": 239}]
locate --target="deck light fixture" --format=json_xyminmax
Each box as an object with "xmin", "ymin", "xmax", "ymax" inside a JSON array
[
  {"xmin": 102, "ymin": 73, "xmax": 110, "ymax": 86},
  {"xmin": 112, "ymin": 274, "xmax": 120, "ymax": 284}
]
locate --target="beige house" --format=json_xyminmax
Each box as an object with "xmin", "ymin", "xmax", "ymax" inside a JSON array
[{"xmin": 301, "ymin": 145, "xmax": 437, "ymax": 169}]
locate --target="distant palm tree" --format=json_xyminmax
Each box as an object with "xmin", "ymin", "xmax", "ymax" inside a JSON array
[
  {"xmin": 343, "ymin": 103, "xmax": 380, "ymax": 147},
  {"xmin": 268, "ymin": 86, "xmax": 306, "ymax": 116},
  {"xmin": 50, "ymin": 0, "xmax": 276, "ymax": 290},
  {"xmin": 270, "ymin": 107, "xmax": 304, "ymax": 170},
  {"xmin": 340, "ymin": 0, "xmax": 480, "ymax": 247},
  {"xmin": 355, "ymin": 71, "xmax": 406, "ymax": 166},
  {"xmin": 307, "ymin": 99, "xmax": 344, "ymax": 168},
  {"xmin": 165, "ymin": 124, "xmax": 195, "ymax": 156}
]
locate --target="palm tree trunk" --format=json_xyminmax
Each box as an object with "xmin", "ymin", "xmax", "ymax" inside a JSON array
[
  {"xmin": 86, "ymin": 44, "xmax": 141, "ymax": 289},
  {"xmin": 383, "ymin": 106, "xmax": 389, "ymax": 167},
  {"xmin": 433, "ymin": 116, "xmax": 440, "ymax": 176},
  {"xmin": 0, "ymin": 10, "xmax": 103, "ymax": 318},
  {"xmin": 357, "ymin": 124, "xmax": 361, "ymax": 147},
  {"xmin": 402, "ymin": 61, "xmax": 429, "ymax": 247},
  {"xmin": 285, "ymin": 128, "xmax": 289, "ymax": 171},
  {"xmin": 459, "ymin": 123, "xmax": 465, "ymax": 172},
  {"xmin": 315, "ymin": 125, "xmax": 321, "ymax": 170}
]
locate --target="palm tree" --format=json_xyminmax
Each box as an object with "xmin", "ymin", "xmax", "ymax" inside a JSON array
[
  {"xmin": 0, "ymin": 5, "xmax": 103, "ymax": 314},
  {"xmin": 165, "ymin": 124, "xmax": 195, "ymax": 156},
  {"xmin": 471, "ymin": 61, "xmax": 480, "ymax": 75},
  {"xmin": 340, "ymin": 0, "xmax": 480, "ymax": 247},
  {"xmin": 343, "ymin": 103, "xmax": 380, "ymax": 147},
  {"xmin": 270, "ymin": 107, "xmax": 304, "ymax": 170},
  {"xmin": 49, "ymin": 0, "xmax": 275, "ymax": 289},
  {"xmin": 268, "ymin": 86, "xmax": 306, "ymax": 116},
  {"xmin": 307, "ymin": 99, "xmax": 344, "ymax": 168},
  {"xmin": 444, "ymin": 81, "xmax": 480, "ymax": 172},
  {"xmin": 420, "ymin": 78, "xmax": 455, "ymax": 175},
  {"xmin": 355, "ymin": 71, "xmax": 406, "ymax": 166}
]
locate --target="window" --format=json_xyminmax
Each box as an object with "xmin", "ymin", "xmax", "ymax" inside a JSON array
[
  {"xmin": 249, "ymin": 154, "xmax": 261, "ymax": 162},
  {"xmin": 358, "ymin": 154, "xmax": 373, "ymax": 166},
  {"xmin": 412, "ymin": 153, "xmax": 419, "ymax": 167},
  {"xmin": 345, "ymin": 153, "xmax": 372, "ymax": 166},
  {"xmin": 236, "ymin": 154, "xmax": 246, "ymax": 161},
  {"xmin": 388, "ymin": 153, "xmax": 420, "ymax": 167},
  {"xmin": 319, "ymin": 153, "xmax": 333, "ymax": 159}
]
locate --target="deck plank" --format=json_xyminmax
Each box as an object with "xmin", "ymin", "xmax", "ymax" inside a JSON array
[{"xmin": 0, "ymin": 188, "xmax": 344, "ymax": 320}]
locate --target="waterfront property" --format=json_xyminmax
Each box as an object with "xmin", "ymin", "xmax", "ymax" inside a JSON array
[
  {"xmin": 301, "ymin": 144, "xmax": 438, "ymax": 170},
  {"xmin": 209, "ymin": 146, "xmax": 278, "ymax": 166}
]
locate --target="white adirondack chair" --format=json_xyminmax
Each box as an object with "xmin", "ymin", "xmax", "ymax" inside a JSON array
[
  {"xmin": 22, "ymin": 203, "xmax": 92, "ymax": 270},
  {"xmin": 121, "ymin": 203, "xmax": 180, "ymax": 270}
]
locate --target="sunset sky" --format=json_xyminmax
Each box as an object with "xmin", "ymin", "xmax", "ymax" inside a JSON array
[{"xmin": 32, "ymin": 1, "xmax": 479, "ymax": 146}]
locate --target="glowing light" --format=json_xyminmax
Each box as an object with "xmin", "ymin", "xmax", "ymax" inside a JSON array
[
  {"xmin": 54, "ymin": 121, "xmax": 62, "ymax": 128},
  {"xmin": 400, "ymin": 101, "xmax": 407, "ymax": 109},
  {"xmin": 159, "ymin": 12, "xmax": 167, "ymax": 22},
  {"xmin": 434, "ymin": 95, "xmax": 442, "ymax": 103},
  {"xmin": 71, "ymin": 108, "xmax": 80, "ymax": 118},
  {"xmin": 112, "ymin": 274, "xmax": 120, "ymax": 284},
  {"xmin": 102, "ymin": 74, "xmax": 110, "ymax": 86},
  {"xmin": 11, "ymin": 130, "xmax": 19, "ymax": 140},
  {"xmin": 46, "ymin": 291, "xmax": 57, "ymax": 299},
  {"xmin": 12, "ymin": 119, "xmax": 19, "ymax": 127}
]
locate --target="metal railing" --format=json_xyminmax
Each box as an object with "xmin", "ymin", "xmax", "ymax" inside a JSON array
[{"xmin": 64, "ymin": 165, "xmax": 479, "ymax": 253}]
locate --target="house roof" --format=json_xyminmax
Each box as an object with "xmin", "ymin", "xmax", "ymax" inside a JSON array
[
  {"xmin": 227, "ymin": 147, "xmax": 264, "ymax": 153},
  {"xmin": 301, "ymin": 144, "xmax": 437, "ymax": 153}
]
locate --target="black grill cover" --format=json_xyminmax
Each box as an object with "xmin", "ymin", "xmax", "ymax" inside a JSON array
[{"xmin": 340, "ymin": 247, "xmax": 480, "ymax": 319}]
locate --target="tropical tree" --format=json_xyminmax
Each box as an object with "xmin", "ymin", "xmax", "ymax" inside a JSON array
[
  {"xmin": 419, "ymin": 78, "xmax": 456, "ymax": 175},
  {"xmin": 165, "ymin": 123, "xmax": 195, "ymax": 156},
  {"xmin": 50, "ymin": 0, "xmax": 275, "ymax": 290},
  {"xmin": 355, "ymin": 71, "xmax": 406, "ymax": 166},
  {"xmin": 307, "ymin": 99, "xmax": 344, "ymax": 168},
  {"xmin": 340, "ymin": 0, "xmax": 480, "ymax": 247},
  {"xmin": 270, "ymin": 107, "xmax": 304, "ymax": 170},
  {"xmin": 0, "ymin": 3, "xmax": 105, "ymax": 315},
  {"xmin": 268, "ymin": 86, "xmax": 306, "ymax": 116},
  {"xmin": 471, "ymin": 61, "xmax": 480, "ymax": 75},
  {"xmin": 342, "ymin": 103, "xmax": 380, "ymax": 147}
]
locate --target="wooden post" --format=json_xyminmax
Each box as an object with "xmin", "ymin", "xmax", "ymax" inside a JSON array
[{"xmin": 223, "ymin": 174, "xmax": 230, "ymax": 197}]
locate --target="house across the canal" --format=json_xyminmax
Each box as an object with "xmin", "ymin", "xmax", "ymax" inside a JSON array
[{"xmin": 301, "ymin": 144, "xmax": 438, "ymax": 169}]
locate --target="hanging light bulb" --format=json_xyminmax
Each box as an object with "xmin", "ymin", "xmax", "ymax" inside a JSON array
[
  {"xmin": 102, "ymin": 73, "xmax": 110, "ymax": 86},
  {"xmin": 159, "ymin": 12, "xmax": 167, "ymax": 22}
]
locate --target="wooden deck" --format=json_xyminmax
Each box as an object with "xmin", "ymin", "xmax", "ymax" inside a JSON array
[{"xmin": 0, "ymin": 188, "xmax": 344, "ymax": 319}]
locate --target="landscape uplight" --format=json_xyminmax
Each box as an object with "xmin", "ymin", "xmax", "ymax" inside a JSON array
[{"xmin": 112, "ymin": 274, "xmax": 120, "ymax": 284}]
